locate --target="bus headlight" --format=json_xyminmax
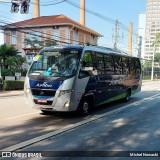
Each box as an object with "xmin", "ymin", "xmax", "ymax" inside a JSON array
[
  {"xmin": 26, "ymin": 88, "xmax": 30, "ymax": 93},
  {"xmin": 64, "ymin": 101, "xmax": 70, "ymax": 108},
  {"xmin": 58, "ymin": 89, "xmax": 74, "ymax": 97}
]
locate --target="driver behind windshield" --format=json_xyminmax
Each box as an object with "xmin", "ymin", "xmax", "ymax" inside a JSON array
[
  {"xmin": 44, "ymin": 64, "xmax": 58, "ymax": 76},
  {"xmin": 44, "ymin": 57, "xmax": 78, "ymax": 77}
]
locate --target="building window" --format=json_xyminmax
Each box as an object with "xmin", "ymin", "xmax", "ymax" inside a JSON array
[
  {"xmin": 26, "ymin": 31, "xmax": 41, "ymax": 48},
  {"xmin": 60, "ymin": 30, "xmax": 66, "ymax": 42},
  {"xmin": 11, "ymin": 30, "xmax": 16, "ymax": 45},
  {"xmin": 53, "ymin": 28, "xmax": 60, "ymax": 41},
  {"xmin": 73, "ymin": 30, "xmax": 78, "ymax": 44}
]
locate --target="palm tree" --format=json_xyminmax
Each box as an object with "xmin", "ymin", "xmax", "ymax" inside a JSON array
[{"xmin": 0, "ymin": 44, "xmax": 19, "ymax": 77}]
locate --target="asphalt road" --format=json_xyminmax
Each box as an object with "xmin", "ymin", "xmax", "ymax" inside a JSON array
[{"xmin": 0, "ymin": 81, "xmax": 160, "ymax": 159}]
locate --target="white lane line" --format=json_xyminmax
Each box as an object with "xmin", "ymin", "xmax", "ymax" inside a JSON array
[
  {"xmin": 4, "ymin": 112, "xmax": 40, "ymax": 120},
  {"xmin": 1, "ymin": 92, "xmax": 160, "ymax": 152}
]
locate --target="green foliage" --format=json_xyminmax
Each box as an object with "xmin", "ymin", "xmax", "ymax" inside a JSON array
[
  {"xmin": 24, "ymin": 37, "xmax": 57, "ymax": 53},
  {"xmin": 0, "ymin": 44, "xmax": 27, "ymax": 78},
  {"xmin": 3, "ymin": 80, "xmax": 24, "ymax": 90},
  {"xmin": 142, "ymin": 60, "xmax": 152, "ymax": 71},
  {"xmin": 0, "ymin": 44, "xmax": 19, "ymax": 69},
  {"xmin": 152, "ymin": 33, "xmax": 160, "ymax": 50},
  {"xmin": 154, "ymin": 53, "xmax": 160, "ymax": 62}
]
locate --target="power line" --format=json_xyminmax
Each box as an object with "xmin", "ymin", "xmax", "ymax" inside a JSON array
[
  {"xmin": 39, "ymin": 0, "xmax": 66, "ymax": 6},
  {"xmin": 65, "ymin": 0, "xmax": 138, "ymax": 38},
  {"xmin": 66, "ymin": 0, "xmax": 115, "ymax": 25},
  {"xmin": 0, "ymin": 19, "xmax": 95, "ymax": 46},
  {"xmin": 0, "ymin": 0, "xmax": 139, "ymax": 50}
]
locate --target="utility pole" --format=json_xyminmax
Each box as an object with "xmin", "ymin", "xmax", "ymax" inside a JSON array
[
  {"xmin": 80, "ymin": 0, "xmax": 85, "ymax": 26},
  {"xmin": 114, "ymin": 20, "xmax": 119, "ymax": 49},
  {"xmin": 128, "ymin": 22, "xmax": 133, "ymax": 55},
  {"xmin": 33, "ymin": 0, "xmax": 40, "ymax": 18}
]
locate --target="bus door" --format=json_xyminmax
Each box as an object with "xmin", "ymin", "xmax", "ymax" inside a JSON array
[
  {"xmin": 81, "ymin": 51, "xmax": 107, "ymax": 105},
  {"xmin": 94, "ymin": 53, "xmax": 111, "ymax": 105},
  {"xmin": 103, "ymin": 54, "xmax": 115, "ymax": 101},
  {"xmin": 110, "ymin": 56, "xmax": 124, "ymax": 97}
]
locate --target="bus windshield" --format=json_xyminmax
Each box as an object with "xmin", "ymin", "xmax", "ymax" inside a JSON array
[{"xmin": 28, "ymin": 48, "xmax": 82, "ymax": 78}]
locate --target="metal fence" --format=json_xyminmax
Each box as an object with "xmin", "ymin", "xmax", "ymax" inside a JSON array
[
  {"xmin": 142, "ymin": 71, "xmax": 160, "ymax": 80},
  {"xmin": 141, "ymin": 59, "xmax": 160, "ymax": 80}
]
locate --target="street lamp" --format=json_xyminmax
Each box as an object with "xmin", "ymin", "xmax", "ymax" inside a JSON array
[
  {"xmin": 151, "ymin": 47, "xmax": 156, "ymax": 81},
  {"xmin": 151, "ymin": 32, "xmax": 160, "ymax": 81}
]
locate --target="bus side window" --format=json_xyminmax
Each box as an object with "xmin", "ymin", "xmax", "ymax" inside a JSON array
[
  {"xmin": 135, "ymin": 59, "xmax": 141, "ymax": 77},
  {"xmin": 114, "ymin": 56, "xmax": 122, "ymax": 75},
  {"xmin": 122, "ymin": 57, "xmax": 129, "ymax": 74},
  {"xmin": 129, "ymin": 58, "xmax": 136, "ymax": 76},
  {"xmin": 83, "ymin": 51, "xmax": 93, "ymax": 67},
  {"xmin": 104, "ymin": 54, "xmax": 114, "ymax": 74},
  {"xmin": 96, "ymin": 52, "xmax": 105, "ymax": 74}
]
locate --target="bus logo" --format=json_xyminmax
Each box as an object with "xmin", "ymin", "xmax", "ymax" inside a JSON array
[
  {"xmin": 35, "ymin": 82, "xmax": 52, "ymax": 88},
  {"xmin": 40, "ymin": 91, "xmax": 44, "ymax": 95}
]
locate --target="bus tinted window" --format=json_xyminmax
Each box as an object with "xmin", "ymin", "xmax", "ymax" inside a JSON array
[
  {"xmin": 104, "ymin": 54, "xmax": 114, "ymax": 74},
  {"xmin": 122, "ymin": 57, "xmax": 129, "ymax": 74},
  {"xmin": 96, "ymin": 52, "xmax": 105, "ymax": 74},
  {"xmin": 129, "ymin": 58, "xmax": 136, "ymax": 76},
  {"xmin": 84, "ymin": 51, "xmax": 93, "ymax": 67},
  {"xmin": 135, "ymin": 59, "xmax": 141, "ymax": 74},
  {"xmin": 114, "ymin": 56, "xmax": 122, "ymax": 75}
]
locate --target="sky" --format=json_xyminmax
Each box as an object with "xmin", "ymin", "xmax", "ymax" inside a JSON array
[{"xmin": 0, "ymin": 0, "xmax": 146, "ymax": 51}]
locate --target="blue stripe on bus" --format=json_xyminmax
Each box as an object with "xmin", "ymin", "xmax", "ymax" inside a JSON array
[
  {"xmin": 33, "ymin": 96, "xmax": 54, "ymax": 99},
  {"xmin": 29, "ymin": 79, "xmax": 63, "ymax": 90}
]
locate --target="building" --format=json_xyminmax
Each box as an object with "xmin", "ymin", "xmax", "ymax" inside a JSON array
[
  {"xmin": 136, "ymin": 13, "xmax": 146, "ymax": 58},
  {"xmin": 2, "ymin": 14, "xmax": 102, "ymax": 64},
  {"xmin": 145, "ymin": 0, "xmax": 160, "ymax": 60}
]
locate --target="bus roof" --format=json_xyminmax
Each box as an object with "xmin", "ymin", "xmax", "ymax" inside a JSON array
[{"xmin": 42, "ymin": 45, "xmax": 136, "ymax": 58}]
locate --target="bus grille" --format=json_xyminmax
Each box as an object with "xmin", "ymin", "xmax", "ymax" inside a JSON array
[{"xmin": 31, "ymin": 89, "xmax": 56, "ymax": 97}]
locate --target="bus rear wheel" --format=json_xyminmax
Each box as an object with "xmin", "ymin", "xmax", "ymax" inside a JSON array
[{"xmin": 124, "ymin": 90, "xmax": 131, "ymax": 102}]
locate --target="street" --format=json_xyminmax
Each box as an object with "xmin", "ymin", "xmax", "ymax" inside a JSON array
[{"xmin": 0, "ymin": 81, "xmax": 160, "ymax": 159}]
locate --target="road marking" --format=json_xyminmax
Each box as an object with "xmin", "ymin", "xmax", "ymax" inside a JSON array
[
  {"xmin": 4, "ymin": 112, "xmax": 40, "ymax": 120},
  {"xmin": 1, "ymin": 92, "xmax": 160, "ymax": 152}
]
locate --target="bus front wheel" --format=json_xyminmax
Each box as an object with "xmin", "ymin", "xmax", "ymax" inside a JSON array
[{"xmin": 78, "ymin": 99, "xmax": 90, "ymax": 115}]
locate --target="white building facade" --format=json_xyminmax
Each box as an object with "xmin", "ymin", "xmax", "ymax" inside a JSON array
[
  {"xmin": 145, "ymin": 0, "xmax": 160, "ymax": 60},
  {"xmin": 137, "ymin": 13, "xmax": 146, "ymax": 59}
]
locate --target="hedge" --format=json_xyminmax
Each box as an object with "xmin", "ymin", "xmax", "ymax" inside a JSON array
[{"xmin": 3, "ymin": 80, "xmax": 24, "ymax": 90}]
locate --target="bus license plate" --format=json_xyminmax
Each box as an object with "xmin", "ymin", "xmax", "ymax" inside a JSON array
[{"xmin": 37, "ymin": 99, "xmax": 47, "ymax": 103}]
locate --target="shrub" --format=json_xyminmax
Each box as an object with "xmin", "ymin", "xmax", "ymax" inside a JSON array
[{"xmin": 3, "ymin": 80, "xmax": 24, "ymax": 90}]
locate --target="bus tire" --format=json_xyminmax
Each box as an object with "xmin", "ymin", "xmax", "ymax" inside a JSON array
[
  {"xmin": 78, "ymin": 99, "xmax": 90, "ymax": 115},
  {"xmin": 124, "ymin": 89, "xmax": 131, "ymax": 102}
]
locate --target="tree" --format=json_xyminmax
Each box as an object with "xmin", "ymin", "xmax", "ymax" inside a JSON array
[
  {"xmin": 153, "ymin": 33, "xmax": 160, "ymax": 50},
  {"xmin": 0, "ymin": 44, "xmax": 19, "ymax": 71},
  {"xmin": 24, "ymin": 37, "xmax": 57, "ymax": 54},
  {"xmin": 5, "ymin": 56, "xmax": 26, "ymax": 76},
  {"xmin": 0, "ymin": 44, "xmax": 26, "ymax": 77},
  {"xmin": 154, "ymin": 53, "xmax": 160, "ymax": 62}
]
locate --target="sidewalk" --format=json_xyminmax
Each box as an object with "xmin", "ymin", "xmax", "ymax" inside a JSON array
[{"xmin": 0, "ymin": 90, "xmax": 24, "ymax": 97}]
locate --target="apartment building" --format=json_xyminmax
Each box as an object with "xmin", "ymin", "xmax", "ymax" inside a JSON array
[
  {"xmin": 2, "ymin": 14, "xmax": 102, "ymax": 63},
  {"xmin": 136, "ymin": 13, "xmax": 146, "ymax": 59},
  {"xmin": 145, "ymin": 0, "xmax": 160, "ymax": 60}
]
